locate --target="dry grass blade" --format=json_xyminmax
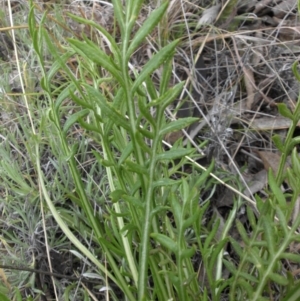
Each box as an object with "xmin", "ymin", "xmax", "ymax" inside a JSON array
[
  {"xmin": 243, "ymin": 67, "xmax": 256, "ymax": 110},
  {"xmin": 197, "ymin": 4, "xmax": 221, "ymax": 27},
  {"xmin": 272, "ymin": 0, "xmax": 297, "ymax": 18},
  {"xmin": 6, "ymin": 0, "xmax": 59, "ymax": 298}
]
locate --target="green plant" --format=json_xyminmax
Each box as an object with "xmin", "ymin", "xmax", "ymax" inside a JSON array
[
  {"xmin": 224, "ymin": 61, "xmax": 300, "ymax": 300},
  {"xmin": 26, "ymin": 0, "xmax": 213, "ymax": 300},
  {"xmin": 3, "ymin": 1, "xmax": 300, "ymax": 300}
]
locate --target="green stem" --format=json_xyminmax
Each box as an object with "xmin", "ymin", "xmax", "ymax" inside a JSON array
[
  {"xmin": 137, "ymin": 140, "xmax": 158, "ymax": 299},
  {"xmin": 119, "ymin": 4, "xmax": 153, "ymax": 298},
  {"xmin": 276, "ymin": 100, "xmax": 300, "ymax": 184}
]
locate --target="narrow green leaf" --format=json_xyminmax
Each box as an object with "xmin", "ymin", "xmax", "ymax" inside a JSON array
[
  {"xmin": 272, "ymin": 134, "xmax": 284, "ymax": 152},
  {"xmin": 111, "ymin": 0, "xmax": 125, "ymax": 36},
  {"xmin": 110, "ymin": 126, "xmax": 128, "ymax": 151},
  {"xmin": 138, "ymin": 96, "xmax": 156, "ymax": 129},
  {"xmin": 28, "ymin": 3, "xmax": 36, "ymax": 37},
  {"xmin": 255, "ymin": 194, "xmax": 266, "ymax": 214},
  {"xmin": 112, "ymin": 87, "xmax": 126, "ymax": 111},
  {"xmin": 135, "ymin": 131, "xmax": 152, "ymax": 154},
  {"xmin": 63, "ymin": 109, "xmax": 90, "ymax": 133},
  {"xmin": 160, "ymin": 52, "xmax": 174, "ymax": 94},
  {"xmin": 130, "ymin": 1, "xmax": 146, "ymax": 31},
  {"xmin": 194, "ymin": 160, "xmax": 215, "ymax": 189},
  {"xmin": 291, "ymin": 148, "xmax": 300, "ymax": 179},
  {"xmin": 236, "ymin": 278, "xmax": 255, "ymax": 297},
  {"xmin": 130, "ymin": 180, "xmax": 142, "ymax": 196},
  {"xmin": 208, "ymin": 238, "xmax": 228, "ymax": 273},
  {"xmin": 101, "ymin": 159, "xmax": 115, "ymax": 167},
  {"xmin": 247, "ymin": 205, "xmax": 257, "ymax": 231},
  {"xmin": 268, "ymin": 272, "xmax": 289, "ymax": 285},
  {"xmin": 69, "ymin": 88, "xmax": 93, "ymax": 110},
  {"xmin": 150, "ymin": 205, "xmax": 170, "ymax": 216},
  {"xmin": 194, "ymin": 200, "xmax": 210, "ymax": 236},
  {"xmin": 145, "ymin": 75, "xmax": 158, "ymax": 100},
  {"xmin": 277, "ymin": 103, "xmax": 293, "ymax": 120},
  {"xmin": 42, "ymin": 79, "xmax": 54, "ymax": 98},
  {"xmin": 179, "ymin": 247, "xmax": 196, "ymax": 259},
  {"xmin": 182, "ymin": 210, "xmax": 200, "ymax": 229},
  {"xmin": 93, "ymin": 150, "xmax": 114, "ymax": 167},
  {"xmin": 248, "ymin": 246, "xmax": 265, "ymax": 268},
  {"xmin": 262, "ymin": 216, "xmax": 275, "ymax": 256},
  {"xmin": 42, "ymin": 29, "xmax": 80, "ymax": 90},
  {"xmin": 292, "ymin": 217, "xmax": 300, "ymax": 235},
  {"xmin": 280, "ymin": 253, "xmax": 300, "ymax": 263},
  {"xmin": 104, "ymin": 88, "xmax": 126, "ymax": 134},
  {"xmin": 0, "ymin": 293, "xmax": 10, "ymax": 301},
  {"xmin": 126, "ymin": 2, "xmax": 168, "ymax": 58},
  {"xmin": 124, "ymin": 2, "xmax": 144, "ymax": 40},
  {"xmin": 293, "ymin": 234, "xmax": 300, "ymax": 243},
  {"xmin": 275, "ymin": 207, "xmax": 289, "ymax": 236},
  {"xmin": 238, "ymin": 271, "xmax": 260, "ymax": 283},
  {"xmin": 132, "ymin": 40, "xmax": 179, "ymax": 93},
  {"xmin": 223, "ymin": 259, "xmax": 237, "ymax": 275},
  {"xmin": 120, "ymin": 223, "xmax": 139, "ymax": 236},
  {"xmin": 181, "ymin": 178, "xmax": 189, "ymax": 207},
  {"xmin": 78, "ymin": 118, "xmax": 102, "ymax": 133},
  {"xmin": 98, "ymin": 237, "xmax": 124, "ymax": 256},
  {"xmin": 168, "ymin": 273, "xmax": 180, "ymax": 287},
  {"xmin": 118, "ymin": 141, "xmax": 133, "ymax": 165},
  {"xmin": 68, "ymin": 39, "xmax": 124, "ymax": 85},
  {"xmin": 15, "ymin": 288, "xmax": 23, "ymax": 301},
  {"xmin": 151, "ymin": 233, "xmax": 177, "ymax": 252},
  {"xmin": 287, "ymin": 169, "xmax": 299, "ymax": 194},
  {"xmin": 137, "ymin": 126, "xmax": 154, "ymax": 139},
  {"xmin": 156, "ymin": 148, "xmax": 193, "ymax": 161},
  {"xmin": 292, "ymin": 61, "xmax": 300, "ymax": 82},
  {"xmin": 66, "ymin": 13, "xmax": 121, "ymax": 61},
  {"xmin": 236, "ymin": 220, "xmax": 250, "ymax": 245},
  {"xmin": 124, "ymin": 161, "xmax": 148, "ymax": 175},
  {"xmin": 287, "ymin": 272, "xmax": 295, "ymax": 291},
  {"xmin": 159, "ymin": 117, "xmax": 198, "ymax": 136},
  {"xmin": 268, "ymin": 169, "xmax": 286, "ymax": 208},
  {"xmin": 47, "ymin": 50, "xmax": 75, "ymax": 82},
  {"xmin": 251, "ymin": 241, "xmax": 268, "ymax": 248},
  {"xmin": 288, "ymin": 136, "xmax": 300, "ymax": 156},
  {"xmin": 149, "ymin": 82, "xmax": 185, "ymax": 110},
  {"xmin": 229, "ymin": 237, "xmax": 243, "ymax": 258},
  {"xmin": 123, "ymin": 195, "xmax": 144, "ymax": 208},
  {"xmin": 110, "ymin": 190, "xmax": 126, "ymax": 203},
  {"xmin": 153, "ymin": 178, "xmax": 179, "ymax": 188},
  {"xmin": 83, "ymin": 84, "xmax": 131, "ymax": 132},
  {"xmin": 171, "ymin": 196, "xmax": 182, "ymax": 226},
  {"xmin": 204, "ymin": 219, "xmax": 220, "ymax": 250},
  {"xmin": 283, "ymin": 283, "xmax": 300, "ymax": 301},
  {"xmin": 56, "ymin": 83, "xmax": 77, "ymax": 109}
]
